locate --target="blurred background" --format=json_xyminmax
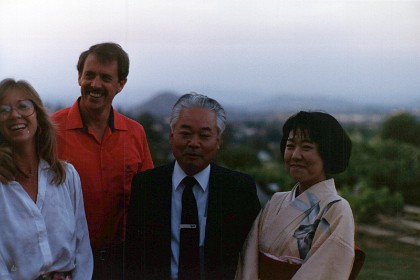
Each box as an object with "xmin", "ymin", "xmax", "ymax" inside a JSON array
[{"xmin": 1, "ymin": 1, "xmax": 420, "ymax": 278}]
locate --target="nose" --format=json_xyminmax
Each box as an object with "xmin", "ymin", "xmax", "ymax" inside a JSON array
[
  {"xmin": 91, "ymin": 76, "xmax": 102, "ymax": 88},
  {"xmin": 9, "ymin": 107, "xmax": 22, "ymax": 118},
  {"xmin": 187, "ymin": 134, "xmax": 200, "ymax": 148},
  {"xmin": 291, "ymin": 147, "xmax": 302, "ymax": 159}
]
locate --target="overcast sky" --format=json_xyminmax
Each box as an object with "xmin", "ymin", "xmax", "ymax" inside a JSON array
[{"xmin": 1, "ymin": 0, "xmax": 419, "ymax": 108}]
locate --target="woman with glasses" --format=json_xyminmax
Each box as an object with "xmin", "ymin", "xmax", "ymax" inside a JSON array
[
  {"xmin": 236, "ymin": 111, "xmax": 355, "ymax": 280},
  {"xmin": 0, "ymin": 78, "xmax": 93, "ymax": 279}
]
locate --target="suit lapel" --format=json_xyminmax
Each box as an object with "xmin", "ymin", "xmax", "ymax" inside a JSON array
[
  {"xmin": 151, "ymin": 163, "xmax": 175, "ymax": 270},
  {"xmin": 204, "ymin": 164, "xmax": 223, "ymax": 259},
  {"xmin": 158, "ymin": 163, "xmax": 174, "ymax": 224}
]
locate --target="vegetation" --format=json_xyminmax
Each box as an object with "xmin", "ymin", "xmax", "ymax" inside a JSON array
[
  {"xmin": 356, "ymin": 232, "xmax": 420, "ymax": 280},
  {"xmin": 132, "ymin": 109, "xmax": 420, "ymax": 277},
  {"xmin": 340, "ymin": 183, "xmax": 404, "ymax": 223},
  {"xmin": 132, "ymin": 110, "xmax": 420, "ymax": 221},
  {"xmin": 380, "ymin": 112, "xmax": 420, "ymax": 146}
]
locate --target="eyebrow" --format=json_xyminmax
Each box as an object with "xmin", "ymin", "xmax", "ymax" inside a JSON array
[
  {"xmin": 179, "ymin": 124, "xmax": 213, "ymax": 132},
  {"xmin": 0, "ymin": 99, "xmax": 30, "ymax": 105},
  {"xmin": 84, "ymin": 71, "xmax": 113, "ymax": 79}
]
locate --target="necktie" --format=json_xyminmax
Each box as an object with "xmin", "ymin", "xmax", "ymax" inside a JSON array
[{"xmin": 178, "ymin": 176, "xmax": 200, "ymax": 280}]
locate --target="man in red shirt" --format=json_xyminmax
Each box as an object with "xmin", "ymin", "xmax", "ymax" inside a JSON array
[
  {"xmin": 0, "ymin": 43, "xmax": 154, "ymax": 278},
  {"xmin": 52, "ymin": 42, "xmax": 154, "ymax": 279}
]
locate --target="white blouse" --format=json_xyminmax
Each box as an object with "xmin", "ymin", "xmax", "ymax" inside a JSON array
[{"xmin": 0, "ymin": 160, "xmax": 93, "ymax": 280}]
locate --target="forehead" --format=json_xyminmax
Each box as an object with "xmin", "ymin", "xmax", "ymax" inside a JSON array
[
  {"xmin": 82, "ymin": 54, "xmax": 118, "ymax": 74},
  {"xmin": 0, "ymin": 88, "xmax": 28, "ymax": 104},
  {"xmin": 175, "ymin": 107, "xmax": 217, "ymax": 129}
]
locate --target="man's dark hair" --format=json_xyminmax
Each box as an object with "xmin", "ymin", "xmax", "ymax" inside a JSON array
[{"xmin": 77, "ymin": 42, "xmax": 129, "ymax": 81}]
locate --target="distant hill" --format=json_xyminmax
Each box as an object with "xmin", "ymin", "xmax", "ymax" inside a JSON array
[
  {"xmin": 128, "ymin": 91, "xmax": 180, "ymax": 118},
  {"xmin": 127, "ymin": 91, "xmax": 419, "ymax": 122},
  {"xmin": 225, "ymin": 94, "xmax": 387, "ymax": 119}
]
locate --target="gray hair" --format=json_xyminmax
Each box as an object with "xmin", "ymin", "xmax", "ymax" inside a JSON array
[{"xmin": 169, "ymin": 92, "xmax": 226, "ymax": 135}]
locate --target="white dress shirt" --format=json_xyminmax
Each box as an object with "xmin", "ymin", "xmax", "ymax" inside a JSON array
[
  {"xmin": 171, "ymin": 161, "xmax": 210, "ymax": 280},
  {"xmin": 0, "ymin": 160, "xmax": 93, "ymax": 280}
]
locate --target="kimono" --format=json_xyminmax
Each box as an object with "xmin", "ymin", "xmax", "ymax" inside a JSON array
[{"xmin": 236, "ymin": 179, "xmax": 355, "ymax": 280}]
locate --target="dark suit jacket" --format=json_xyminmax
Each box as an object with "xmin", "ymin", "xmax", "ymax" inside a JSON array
[{"xmin": 125, "ymin": 162, "xmax": 261, "ymax": 279}]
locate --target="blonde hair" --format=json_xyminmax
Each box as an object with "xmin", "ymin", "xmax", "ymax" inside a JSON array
[{"xmin": 0, "ymin": 78, "xmax": 66, "ymax": 184}]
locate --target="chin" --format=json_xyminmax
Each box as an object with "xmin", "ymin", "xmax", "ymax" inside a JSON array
[
  {"xmin": 186, "ymin": 165, "xmax": 198, "ymax": 174},
  {"xmin": 183, "ymin": 163, "xmax": 202, "ymax": 176}
]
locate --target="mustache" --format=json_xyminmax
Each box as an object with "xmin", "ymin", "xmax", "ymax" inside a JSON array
[{"xmin": 86, "ymin": 87, "xmax": 106, "ymax": 94}]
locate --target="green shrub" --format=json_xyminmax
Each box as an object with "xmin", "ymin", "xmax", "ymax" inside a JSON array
[
  {"xmin": 340, "ymin": 182, "xmax": 404, "ymax": 223},
  {"xmin": 244, "ymin": 163, "xmax": 295, "ymax": 191}
]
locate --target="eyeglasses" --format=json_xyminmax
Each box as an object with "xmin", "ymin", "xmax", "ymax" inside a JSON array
[{"xmin": 0, "ymin": 100, "xmax": 35, "ymax": 120}]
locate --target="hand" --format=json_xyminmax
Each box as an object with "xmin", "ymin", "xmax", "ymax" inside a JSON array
[{"xmin": 0, "ymin": 147, "xmax": 16, "ymax": 183}]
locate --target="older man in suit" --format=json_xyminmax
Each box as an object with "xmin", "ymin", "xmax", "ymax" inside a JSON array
[{"xmin": 125, "ymin": 93, "xmax": 261, "ymax": 280}]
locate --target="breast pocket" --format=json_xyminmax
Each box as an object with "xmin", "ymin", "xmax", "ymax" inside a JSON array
[{"xmin": 124, "ymin": 162, "xmax": 140, "ymax": 187}]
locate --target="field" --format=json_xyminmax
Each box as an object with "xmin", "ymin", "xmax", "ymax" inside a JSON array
[{"xmin": 356, "ymin": 232, "xmax": 420, "ymax": 280}]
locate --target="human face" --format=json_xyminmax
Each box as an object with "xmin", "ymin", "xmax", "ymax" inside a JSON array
[
  {"xmin": 78, "ymin": 54, "xmax": 126, "ymax": 112},
  {"xmin": 284, "ymin": 129, "xmax": 326, "ymax": 192},
  {"xmin": 0, "ymin": 89, "xmax": 37, "ymax": 147},
  {"xmin": 170, "ymin": 107, "xmax": 220, "ymax": 175}
]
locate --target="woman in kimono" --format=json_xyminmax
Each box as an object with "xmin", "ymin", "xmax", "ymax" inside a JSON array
[
  {"xmin": 0, "ymin": 79, "xmax": 93, "ymax": 279},
  {"xmin": 236, "ymin": 111, "xmax": 354, "ymax": 280}
]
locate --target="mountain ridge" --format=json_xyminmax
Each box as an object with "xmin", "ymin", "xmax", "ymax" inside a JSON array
[{"xmin": 127, "ymin": 91, "xmax": 419, "ymax": 121}]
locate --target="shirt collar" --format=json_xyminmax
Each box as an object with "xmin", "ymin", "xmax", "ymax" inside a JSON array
[
  {"xmin": 76, "ymin": 98, "xmax": 116, "ymax": 132},
  {"xmin": 172, "ymin": 161, "xmax": 210, "ymax": 192}
]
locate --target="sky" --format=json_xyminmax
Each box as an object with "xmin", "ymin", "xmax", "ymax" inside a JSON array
[{"xmin": 1, "ymin": 0, "xmax": 419, "ymax": 109}]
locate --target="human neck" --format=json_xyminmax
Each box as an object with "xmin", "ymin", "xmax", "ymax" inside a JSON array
[
  {"xmin": 13, "ymin": 149, "xmax": 39, "ymax": 179},
  {"xmin": 13, "ymin": 150, "xmax": 39, "ymax": 202},
  {"xmin": 79, "ymin": 102, "xmax": 111, "ymax": 141}
]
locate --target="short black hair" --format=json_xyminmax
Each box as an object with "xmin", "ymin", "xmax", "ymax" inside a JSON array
[
  {"xmin": 280, "ymin": 111, "xmax": 352, "ymax": 174},
  {"xmin": 77, "ymin": 42, "xmax": 129, "ymax": 81}
]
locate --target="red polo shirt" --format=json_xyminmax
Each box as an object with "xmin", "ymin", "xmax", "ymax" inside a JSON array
[{"xmin": 51, "ymin": 99, "xmax": 154, "ymax": 249}]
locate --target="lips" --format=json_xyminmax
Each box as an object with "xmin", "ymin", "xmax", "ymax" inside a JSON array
[
  {"xmin": 89, "ymin": 91, "xmax": 104, "ymax": 98},
  {"xmin": 85, "ymin": 86, "xmax": 106, "ymax": 98},
  {"xmin": 289, "ymin": 163, "xmax": 306, "ymax": 171},
  {"xmin": 9, "ymin": 123, "xmax": 27, "ymax": 131},
  {"xmin": 184, "ymin": 153, "xmax": 201, "ymax": 159}
]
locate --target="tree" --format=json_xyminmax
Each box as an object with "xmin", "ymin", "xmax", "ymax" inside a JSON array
[
  {"xmin": 345, "ymin": 136, "xmax": 420, "ymax": 205},
  {"xmin": 134, "ymin": 113, "xmax": 171, "ymax": 165},
  {"xmin": 380, "ymin": 112, "xmax": 420, "ymax": 146},
  {"xmin": 217, "ymin": 145, "xmax": 261, "ymax": 170}
]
